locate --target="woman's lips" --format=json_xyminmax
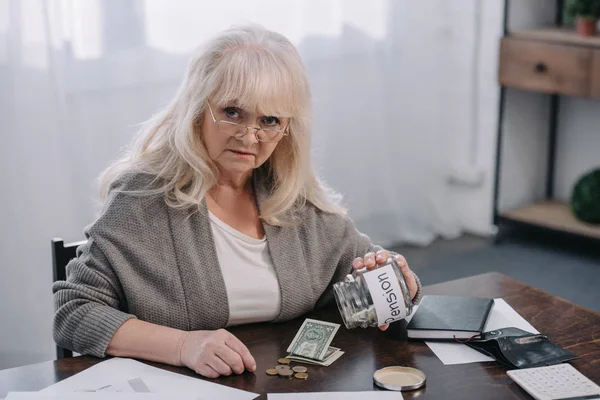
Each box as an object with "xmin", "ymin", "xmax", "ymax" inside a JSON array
[{"xmin": 228, "ymin": 149, "xmax": 256, "ymax": 159}]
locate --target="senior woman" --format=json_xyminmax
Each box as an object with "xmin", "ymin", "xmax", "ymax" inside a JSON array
[{"xmin": 53, "ymin": 24, "xmax": 422, "ymax": 379}]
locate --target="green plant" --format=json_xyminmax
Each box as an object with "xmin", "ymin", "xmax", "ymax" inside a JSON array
[
  {"xmin": 571, "ymin": 168, "xmax": 600, "ymax": 225},
  {"xmin": 565, "ymin": 0, "xmax": 600, "ymax": 21}
]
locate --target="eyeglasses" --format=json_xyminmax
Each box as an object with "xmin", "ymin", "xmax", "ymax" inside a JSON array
[{"xmin": 207, "ymin": 101, "xmax": 289, "ymax": 143}]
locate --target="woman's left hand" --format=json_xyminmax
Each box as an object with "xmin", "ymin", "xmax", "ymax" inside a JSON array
[{"xmin": 352, "ymin": 249, "xmax": 417, "ymax": 332}]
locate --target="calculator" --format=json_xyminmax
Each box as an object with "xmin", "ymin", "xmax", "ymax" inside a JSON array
[{"xmin": 507, "ymin": 363, "xmax": 600, "ymax": 400}]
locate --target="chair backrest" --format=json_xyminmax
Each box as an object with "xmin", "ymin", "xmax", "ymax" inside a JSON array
[{"xmin": 51, "ymin": 238, "xmax": 86, "ymax": 360}]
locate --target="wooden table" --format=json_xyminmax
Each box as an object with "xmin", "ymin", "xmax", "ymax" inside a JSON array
[{"xmin": 1, "ymin": 272, "xmax": 599, "ymax": 399}]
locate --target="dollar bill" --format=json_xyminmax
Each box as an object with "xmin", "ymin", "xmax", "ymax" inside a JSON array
[
  {"xmin": 286, "ymin": 346, "xmax": 345, "ymax": 366},
  {"xmin": 286, "ymin": 319, "xmax": 340, "ymax": 361}
]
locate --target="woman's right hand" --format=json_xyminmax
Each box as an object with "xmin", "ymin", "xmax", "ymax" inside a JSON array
[{"xmin": 179, "ymin": 329, "xmax": 256, "ymax": 378}]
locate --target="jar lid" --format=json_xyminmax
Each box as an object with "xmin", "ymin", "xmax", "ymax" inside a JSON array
[{"xmin": 373, "ymin": 366, "xmax": 426, "ymax": 391}]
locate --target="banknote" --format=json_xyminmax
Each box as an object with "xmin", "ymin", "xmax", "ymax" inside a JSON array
[
  {"xmin": 286, "ymin": 346, "xmax": 345, "ymax": 366},
  {"xmin": 286, "ymin": 319, "xmax": 340, "ymax": 361}
]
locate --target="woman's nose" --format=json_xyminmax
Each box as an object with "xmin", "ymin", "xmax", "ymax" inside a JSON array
[{"xmin": 241, "ymin": 128, "xmax": 259, "ymax": 146}]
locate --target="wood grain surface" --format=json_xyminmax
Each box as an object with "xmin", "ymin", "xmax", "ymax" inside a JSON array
[{"xmin": 2, "ymin": 272, "xmax": 598, "ymax": 399}]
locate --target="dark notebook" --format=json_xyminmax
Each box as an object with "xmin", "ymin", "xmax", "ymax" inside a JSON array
[{"xmin": 406, "ymin": 295, "xmax": 494, "ymax": 340}]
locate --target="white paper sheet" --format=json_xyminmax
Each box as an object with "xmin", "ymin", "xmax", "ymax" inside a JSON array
[
  {"xmin": 268, "ymin": 392, "xmax": 403, "ymax": 399},
  {"xmin": 39, "ymin": 358, "xmax": 259, "ymax": 400},
  {"xmin": 6, "ymin": 394, "xmax": 198, "ymax": 400},
  {"xmin": 423, "ymin": 298, "xmax": 539, "ymax": 365}
]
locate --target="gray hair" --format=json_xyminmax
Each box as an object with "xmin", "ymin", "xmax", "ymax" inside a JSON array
[{"xmin": 99, "ymin": 24, "xmax": 345, "ymax": 225}]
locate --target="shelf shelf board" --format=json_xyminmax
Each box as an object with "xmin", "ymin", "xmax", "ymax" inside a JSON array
[
  {"xmin": 510, "ymin": 27, "xmax": 600, "ymax": 48},
  {"xmin": 501, "ymin": 201, "xmax": 600, "ymax": 240}
]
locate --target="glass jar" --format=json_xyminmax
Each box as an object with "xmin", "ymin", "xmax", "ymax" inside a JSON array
[{"xmin": 333, "ymin": 258, "xmax": 413, "ymax": 329}]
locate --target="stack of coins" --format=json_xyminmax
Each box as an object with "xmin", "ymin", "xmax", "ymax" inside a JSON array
[
  {"xmin": 292, "ymin": 366, "xmax": 308, "ymax": 380},
  {"xmin": 265, "ymin": 358, "xmax": 309, "ymax": 380}
]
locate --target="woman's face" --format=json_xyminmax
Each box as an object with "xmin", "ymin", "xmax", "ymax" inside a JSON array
[{"xmin": 201, "ymin": 100, "xmax": 286, "ymax": 180}]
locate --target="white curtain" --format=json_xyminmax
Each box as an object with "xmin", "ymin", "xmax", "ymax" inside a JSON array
[{"xmin": 0, "ymin": 0, "xmax": 485, "ymax": 367}]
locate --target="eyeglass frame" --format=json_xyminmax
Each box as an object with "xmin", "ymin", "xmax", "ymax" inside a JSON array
[{"xmin": 206, "ymin": 101, "xmax": 290, "ymax": 143}]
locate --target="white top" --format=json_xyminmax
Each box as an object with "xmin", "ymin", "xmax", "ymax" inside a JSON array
[{"xmin": 208, "ymin": 211, "xmax": 281, "ymax": 326}]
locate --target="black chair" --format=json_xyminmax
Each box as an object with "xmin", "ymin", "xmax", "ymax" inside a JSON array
[{"xmin": 51, "ymin": 238, "xmax": 86, "ymax": 360}]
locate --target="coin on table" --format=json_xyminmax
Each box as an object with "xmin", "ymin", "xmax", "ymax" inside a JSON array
[
  {"xmin": 278, "ymin": 358, "xmax": 291, "ymax": 365},
  {"xmin": 294, "ymin": 372, "xmax": 309, "ymax": 380},
  {"xmin": 278, "ymin": 369, "xmax": 294, "ymax": 378},
  {"xmin": 266, "ymin": 368, "xmax": 278, "ymax": 376},
  {"xmin": 292, "ymin": 366, "xmax": 308, "ymax": 373},
  {"xmin": 275, "ymin": 365, "xmax": 291, "ymax": 372}
]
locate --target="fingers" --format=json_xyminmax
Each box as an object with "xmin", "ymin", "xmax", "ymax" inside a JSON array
[
  {"xmin": 208, "ymin": 355, "xmax": 233, "ymax": 376},
  {"xmin": 215, "ymin": 345, "xmax": 245, "ymax": 375},
  {"xmin": 223, "ymin": 330, "xmax": 256, "ymax": 372},
  {"xmin": 393, "ymin": 254, "xmax": 408, "ymax": 269},
  {"xmin": 379, "ymin": 323, "xmax": 390, "ymax": 331},
  {"xmin": 352, "ymin": 257, "xmax": 364, "ymax": 270},
  {"xmin": 182, "ymin": 329, "xmax": 255, "ymax": 378},
  {"xmin": 393, "ymin": 254, "xmax": 417, "ymax": 299},
  {"xmin": 196, "ymin": 364, "xmax": 220, "ymax": 379},
  {"xmin": 375, "ymin": 250, "xmax": 391, "ymax": 265},
  {"xmin": 355, "ymin": 252, "xmax": 408, "ymax": 271},
  {"xmin": 393, "ymin": 253, "xmax": 412, "ymax": 280},
  {"xmin": 354, "ymin": 250, "xmax": 394, "ymax": 271},
  {"xmin": 364, "ymin": 252, "xmax": 376, "ymax": 270}
]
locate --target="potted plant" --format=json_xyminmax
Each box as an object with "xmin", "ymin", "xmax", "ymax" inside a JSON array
[{"xmin": 565, "ymin": 0, "xmax": 600, "ymax": 36}]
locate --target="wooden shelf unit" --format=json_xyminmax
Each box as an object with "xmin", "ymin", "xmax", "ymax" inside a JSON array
[
  {"xmin": 510, "ymin": 28, "xmax": 600, "ymax": 47},
  {"xmin": 493, "ymin": 4, "xmax": 600, "ymax": 245}
]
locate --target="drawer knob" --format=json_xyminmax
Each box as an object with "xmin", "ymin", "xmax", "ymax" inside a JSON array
[{"xmin": 534, "ymin": 62, "xmax": 547, "ymax": 73}]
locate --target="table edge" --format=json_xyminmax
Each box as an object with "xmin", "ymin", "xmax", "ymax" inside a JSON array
[{"xmin": 424, "ymin": 271, "xmax": 600, "ymax": 317}]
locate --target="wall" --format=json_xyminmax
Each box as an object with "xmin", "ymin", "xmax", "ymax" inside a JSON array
[{"xmin": 555, "ymin": 98, "xmax": 600, "ymax": 202}]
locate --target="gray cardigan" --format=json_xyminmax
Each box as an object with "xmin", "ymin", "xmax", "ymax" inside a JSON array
[{"xmin": 53, "ymin": 172, "xmax": 409, "ymax": 358}]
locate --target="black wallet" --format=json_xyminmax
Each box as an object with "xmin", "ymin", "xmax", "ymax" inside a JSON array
[{"xmin": 464, "ymin": 327, "xmax": 578, "ymax": 369}]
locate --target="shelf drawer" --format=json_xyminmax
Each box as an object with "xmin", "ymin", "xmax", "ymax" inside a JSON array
[
  {"xmin": 499, "ymin": 37, "xmax": 592, "ymax": 97},
  {"xmin": 592, "ymin": 50, "xmax": 600, "ymax": 99}
]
